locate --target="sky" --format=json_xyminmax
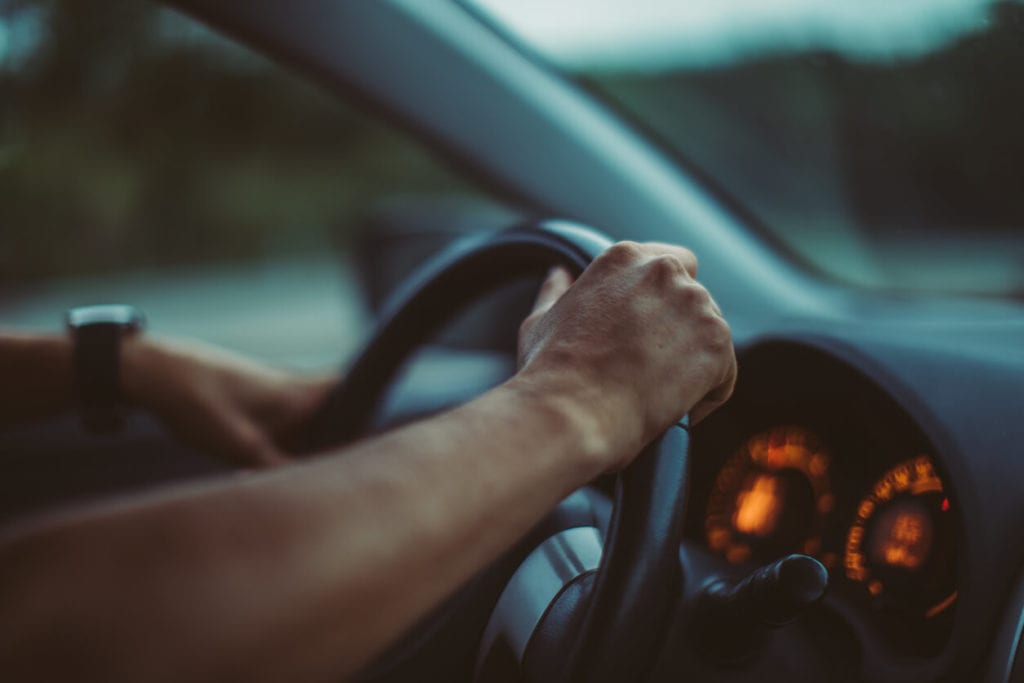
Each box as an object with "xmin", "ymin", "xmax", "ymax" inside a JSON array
[
  {"xmin": 2, "ymin": 1, "xmax": 1005, "ymax": 71},
  {"xmin": 468, "ymin": 0, "xmax": 1005, "ymax": 71}
]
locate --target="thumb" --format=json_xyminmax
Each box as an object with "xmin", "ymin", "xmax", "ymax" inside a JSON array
[{"xmin": 530, "ymin": 266, "xmax": 574, "ymax": 317}]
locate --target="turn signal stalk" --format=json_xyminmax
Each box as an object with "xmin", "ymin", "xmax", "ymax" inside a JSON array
[{"xmin": 694, "ymin": 554, "xmax": 828, "ymax": 663}]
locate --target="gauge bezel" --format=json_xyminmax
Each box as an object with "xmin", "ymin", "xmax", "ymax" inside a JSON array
[
  {"xmin": 844, "ymin": 455, "xmax": 957, "ymax": 618},
  {"xmin": 705, "ymin": 424, "xmax": 835, "ymax": 566}
]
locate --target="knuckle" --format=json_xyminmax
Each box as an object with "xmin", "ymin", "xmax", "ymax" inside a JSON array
[
  {"xmin": 681, "ymin": 285, "xmax": 731, "ymax": 352},
  {"xmin": 645, "ymin": 254, "xmax": 687, "ymax": 281},
  {"xmin": 677, "ymin": 280, "xmax": 711, "ymax": 308},
  {"xmin": 678, "ymin": 247, "xmax": 699, "ymax": 276},
  {"xmin": 703, "ymin": 315, "xmax": 732, "ymax": 351},
  {"xmin": 601, "ymin": 241, "xmax": 643, "ymax": 266}
]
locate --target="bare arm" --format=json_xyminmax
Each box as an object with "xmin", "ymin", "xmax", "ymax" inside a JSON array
[
  {"xmin": 0, "ymin": 332, "xmax": 75, "ymax": 426},
  {"xmin": 0, "ymin": 331, "xmax": 331, "ymax": 466},
  {"xmin": 0, "ymin": 377, "xmax": 606, "ymax": 682},
  {"xmin": 0, "ymin": 242, "xmax": 736, "ymax": 682}
]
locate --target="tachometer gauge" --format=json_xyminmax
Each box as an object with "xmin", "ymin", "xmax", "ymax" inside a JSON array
[
  {"xmin": 844, "ymin": 456, "xmax": 956, "ymax": 620},
  {"xmin": 705, "ymin": 426, "xmax": 834, "ymax": 565}
]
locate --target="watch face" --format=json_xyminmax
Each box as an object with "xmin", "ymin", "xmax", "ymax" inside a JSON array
[{"xmin": 66, "ymin": 305, "xmax": 146, "ymax": 330}]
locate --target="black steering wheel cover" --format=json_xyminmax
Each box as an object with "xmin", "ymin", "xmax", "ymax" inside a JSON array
[
  {"xmin": 306, "ymin": 220, "xmax": 612, "ymax": 450},
  {"xmin": 564, "ymin": 421, "xmax": 690, "ymax": 683}
]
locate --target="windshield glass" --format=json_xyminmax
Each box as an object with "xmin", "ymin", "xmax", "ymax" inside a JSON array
[{"xmin": 468, "ymin": 0, "xmax": 1024, "ymax": 297}]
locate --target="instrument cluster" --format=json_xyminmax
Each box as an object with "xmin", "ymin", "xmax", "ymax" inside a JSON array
[{"xmin": 689, "ymin": 343, "xmax": 960, "ymax": 658}]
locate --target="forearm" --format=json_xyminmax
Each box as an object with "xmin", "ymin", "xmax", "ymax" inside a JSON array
[
  {"xmin": 0, "ymin": 377, "xmax": 610, "ymax": 682},
  {"xmin": 0, "ymin": 332, "xmax": 74, "ymax": 426}
]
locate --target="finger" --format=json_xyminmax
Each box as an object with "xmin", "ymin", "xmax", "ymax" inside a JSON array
[
  {"xmin": 689, "ymin": 386, "xmax": 729, "ymax": 425},
  {"xmin": 640, "ymin": 242, "xmax": 698, "ymax": 278},
  {"xmin": 690, "ymin": 354, "xmax": 737, "ymax": 425},
  {"xmin": 275, "ymin": 375, "xmax": 337, "ymax": 455},
  {"xmin": 229, "ymin": 419, "xmax": 290, "ymax": 468},
  {"xmin": 531, "ymin": 266, "xmax": 574, "ymax": 316}
]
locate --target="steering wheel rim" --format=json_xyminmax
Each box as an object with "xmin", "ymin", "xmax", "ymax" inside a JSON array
[
  {"xmin": 306, "ymin": 220, "xmax": 609, "ymax": 450},
  {"xmin": 308, "ymin": 220, "xmax": 690, "ymax": 682}
]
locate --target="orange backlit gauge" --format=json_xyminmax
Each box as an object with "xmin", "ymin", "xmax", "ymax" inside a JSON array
[
  {"xmin": 705, "ymin": 426, "xmax": 833, "ymax": 566},
  {"xmin": 845, "ymin": 456, "xmax": 957, "ymax": 620}
]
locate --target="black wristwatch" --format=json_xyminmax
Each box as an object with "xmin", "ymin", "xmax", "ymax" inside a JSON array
[{"xmin": 65, "ymin": 305, "xmax": 147, "ymax": 433}]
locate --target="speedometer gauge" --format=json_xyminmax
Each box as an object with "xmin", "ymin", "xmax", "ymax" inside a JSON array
[
  {"xmin": 705, "ymin": 426, "xmax": 834, "ymax": 565},
  {"xmin": 844, "ymin": 456, "xmax": 956, "ymax": 620}
]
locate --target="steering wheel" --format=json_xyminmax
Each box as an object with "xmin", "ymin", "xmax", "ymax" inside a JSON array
[{"xmin": 305, "ymin": 220, "xmax": 690, "ymax": 681}]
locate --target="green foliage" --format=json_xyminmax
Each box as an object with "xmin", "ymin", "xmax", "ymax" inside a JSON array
[{"xmin": 0, "ymin": 0, "xmax": 469, "ymax": 285}]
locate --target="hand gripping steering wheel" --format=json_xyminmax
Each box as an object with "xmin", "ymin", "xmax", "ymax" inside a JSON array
[{"xmin": 306, "ymin": 220, "xmax": 690, "ymax": 682}]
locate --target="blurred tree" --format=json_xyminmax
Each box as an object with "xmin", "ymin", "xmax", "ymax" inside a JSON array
[
  {"xmin": 589, "ymin": 0, "xmax": 1024, "ymax": 287},
  {"xmin": 0, "ymin": 0, "xmax": 471, "ymax": 288}
]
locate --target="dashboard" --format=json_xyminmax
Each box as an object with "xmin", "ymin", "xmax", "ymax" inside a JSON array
[
  {"xmin": 285, "ymin": 321, "xmax": 1024, "ymax": 683},
  {"xmin": 686, "ymin": 341, "xmax": 961, "ymax": 661},
  {"xmin": 4, "ymin": 324, "xmax": 1019, "ymax": 683}
]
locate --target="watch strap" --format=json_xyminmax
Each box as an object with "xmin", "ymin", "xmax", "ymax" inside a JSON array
[
  {"xmin": 73, "ymin": 322, "xmax": 126, "ymax": 433},
  {"xmin": 66, "ymin": 305, "xmax": 145, "ymax": 434}
]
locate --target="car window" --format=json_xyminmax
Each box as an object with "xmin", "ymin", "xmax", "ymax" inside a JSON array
[
  {"xmin": 469, "ymin": 0, "xmax": 1024, "ymax": 298},
  {"xmin": 0, "ymin": 0, "xmax": 507, "ymax": 367}
]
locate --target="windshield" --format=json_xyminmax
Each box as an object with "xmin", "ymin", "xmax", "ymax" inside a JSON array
[{"xmin": 468, "ymin": 0, "xmax": 1024, "ymax": 297}]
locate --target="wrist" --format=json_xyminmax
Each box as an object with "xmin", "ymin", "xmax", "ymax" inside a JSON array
[
  {"xmin": 120, "ymin": 334, "xmax": 166, "ymax": 409},
  {"xmin": 504, "ymin": 368, "xmax": 633, "ymax": 475},
  {"xmin": 0, "ymin": 332, "xmax": 75, "ymax": 426}
]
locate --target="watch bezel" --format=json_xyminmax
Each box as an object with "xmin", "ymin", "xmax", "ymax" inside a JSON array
[
  {"xmin": 66, "ymin": 304, "xmax": 146, "ymax": 331},
  {"xmin": 65, "ymin": 304, "xmax": 146, "ymax": 433}
]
